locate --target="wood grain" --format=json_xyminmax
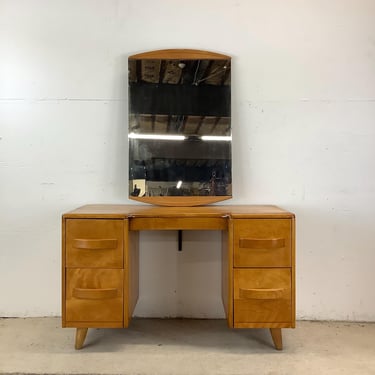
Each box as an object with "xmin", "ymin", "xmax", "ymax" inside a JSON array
[
  {"xmin": 66, "ymin": 268, "xmax": 123, "ymax": 323},
  {"xmin": 124, "ymin": 220, "xmax": 140, "ymax": 328},
  {"xmin": 234, "ymin": 268, "xmax": 291, "ymax": 324},
  {"xmin": 72, "ymin": 239, "xmax": 118, "ymax": 250},
  {"xmin": 72, "ymin": 288, "xmax": 118, "ymax": 300},
  {"xmin": 61, "ymin": 219, "xmax": 66, "ymax": 327},
  {"xmin": 66, "ymin": 219, "xmax": 123, "ymax": 268},
  {"xmin": 239, "ymin": 288, "xmax": 287, "ymax": 300},
  {"xmin": 62, "ymin": 204, "xmax": 295, "ymax": 219},
  {"xmin": 234, "ymin": 219, "xmax": 291, "ymax": 267},
  {"xmin": 291, "ymin": 217, "xmax": 296, "ymax": 328},
  {"xmin": 129, "ymin": 49, "xmax": 230, "ymax": 60},
  {"xmin": 62, "ymin": 204, "xmax": 296, "ymax": 350},
  {"xmin": 129, "ymin": 196, "xmax": 232, "ymax": 207},
  {"xmin": 75, "ymin": 328, "xmax": 88, "ymax": 350},
  {"xmin": 270, "ymin": 328, "xmax": 283, "ymax": 350},
  {"xmin": 130, "ymin": 217, "xmax": 227, "ymax": 231},
  {"xmin": 239, "ymin": 238, "xmax": 285, "ymax": 250}
]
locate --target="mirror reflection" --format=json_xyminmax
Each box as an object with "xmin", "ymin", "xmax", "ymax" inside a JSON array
[{"xmin": 128, "ymin": 56, "xmax": 231, "ymax": 198}]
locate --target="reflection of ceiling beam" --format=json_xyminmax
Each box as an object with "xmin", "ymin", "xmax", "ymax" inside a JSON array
[
  {"xmin": 131, "ymin": 58, "xmax": 231, "ymax": 86},
  {"xmin": 139, "ymin": 114, "xmax": 153, "ymax": 133},
  {"xmin": 162, "ymin": 60, "xmax": 182, "ymax": 84},
  {"xmin": 130, "ymin": 115, "xmax": 231, "ymax": 136},
  {"xmin": 212, "ymin": 117, "xmax": 231, "ymax": 135},
  {"xmin": 183, "ymin": 116, "xmax": 202, "ymax": 134},
  {"xmin": 128, "ymin": 60, "xmax": 137, "ymax": 83},
  {"xmin": 130, "ymin": 138, "xmax": 230, "ymax": 160},
  {"xmin": 198, "ymin": 117, "xmax": 217, "ymax": 135},
  {"xmin": 141, "ymin": 60, "xmax": 161, "ymax": 83},
  {"xmin": 193, "ymin": 60, "xmax": 210, "ymax": 85},
  {"xmin": 154, "ymin": 115, "xmax": 169, "ymax": 133},
  {"xmin": 201, "ymin": 60, "xmax": 230, "ymax": 85}
]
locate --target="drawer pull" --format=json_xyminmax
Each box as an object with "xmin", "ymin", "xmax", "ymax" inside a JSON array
[
  {"xmin": 73, "ymin": 239, "xmax": 118, "ymax": 250},
  {"xmin": 239, "ymin": 238, "xmax": 285, "ymax": 249},
  {"xmin": 73, "ymin": 288, "xmax": 118, "ymax": 300},
  {"xmin": 239, "ymin": 288, "xmax": 286, "ymax": 300}
]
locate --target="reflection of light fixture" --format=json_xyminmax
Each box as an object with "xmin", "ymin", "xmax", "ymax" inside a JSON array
[
  {"xmin": 201, "ymin": 135, "xmax": 232, "ymax": 141},
  {"xmin": 178, "ymin": 62, "xmax": 186, "ymax": 69},
  {"xmin": 176, "ymin": 180, "xmax": 182, "ymax": 189},
  {"xmin": 128, "ymin": 133, "xmax": 186, "ymax": 141}
]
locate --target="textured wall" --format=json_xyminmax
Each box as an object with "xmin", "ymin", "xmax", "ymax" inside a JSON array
[{"xmin": 1, "ymin": 0, "xmax": 374, "ymax": 320}]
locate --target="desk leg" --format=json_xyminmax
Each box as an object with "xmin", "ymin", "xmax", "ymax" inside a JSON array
[
  {"xmin": 75, "ymin": 328, "xmax": 88, "ymax": 350},
  {"xmin": 270, "ymin": 328, "xmax": 283, "ymax": 350}
]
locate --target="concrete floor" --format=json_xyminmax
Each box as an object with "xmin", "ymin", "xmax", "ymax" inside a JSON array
[{"xmin": 0, "ymin": 318, "xmax": 374, "ymax": 375}]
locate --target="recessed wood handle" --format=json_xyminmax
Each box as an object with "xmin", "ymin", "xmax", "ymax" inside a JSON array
[
  {"xmin": 239, "ymin": 238, "xmax": 285, "ymax": 249},
  {"xmin": 239, "ymin": 288, "xmax": 286, "ymax": 300},
  {"xmin": 73, "ymin": 239, "xmax": 118, "ymax": 250},
  {"xmin": 73, "ymin": 288, "xmax": 118, "ymax": 300}
]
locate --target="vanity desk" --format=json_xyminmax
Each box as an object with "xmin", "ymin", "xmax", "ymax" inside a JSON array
[{"xmin": 62, "ymin": 204, "xmax": 295, "ymax": 350}]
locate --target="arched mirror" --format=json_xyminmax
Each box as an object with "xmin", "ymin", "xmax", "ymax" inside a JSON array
[{"xmin": 128, "ymin": 49, "xmax": 231, "ymax": 206}]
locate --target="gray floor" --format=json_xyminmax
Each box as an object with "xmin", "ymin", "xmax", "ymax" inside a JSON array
[{"xmin": 0, "ymin": 318, "xmax": 374, "ymax": 375}]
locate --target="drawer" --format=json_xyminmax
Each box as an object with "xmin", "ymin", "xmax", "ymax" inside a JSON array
[
  {"xmin": 66, "ymin": 268, "xmax": 123, "ymax": 323},
  {"xmin": 234, "ymin": 268, "xmax": 291, "ymax": 324},
  {"xmin": 66, "ymin": 219, "xmax": 123, "ymax": 268},
  {"xmin": 234, "ymin": 219, "xmax": 291, "ymax": 267}
]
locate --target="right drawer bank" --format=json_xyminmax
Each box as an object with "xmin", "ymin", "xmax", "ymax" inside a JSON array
[{"xmin": 232, "ymin": 219, "xmax": 295, "ymax": 328}]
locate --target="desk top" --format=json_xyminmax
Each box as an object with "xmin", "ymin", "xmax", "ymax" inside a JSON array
[{"xmin": 63, "ymin": 204, "xmax": 294, "ymax": 219}]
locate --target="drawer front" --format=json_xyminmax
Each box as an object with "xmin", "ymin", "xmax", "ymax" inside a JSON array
[
  {"xmin": 234, "ymin": 219, "xmax": 291, "ymax": 267},
  {"xmin": 234, "ymin": 268, "xmax": 291, "ymax": 324},
  {"xmin": 66, "ymin": 219, "xmax": 123, "ymax": 268},
  {"xmin": 66, "ymin": 268, "xmax": 123, "ymax": 323}
]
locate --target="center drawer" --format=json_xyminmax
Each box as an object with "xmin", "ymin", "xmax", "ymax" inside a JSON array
[{"xmin": 65, "ymin": 219, "xmax": 124, "ymax": 268}]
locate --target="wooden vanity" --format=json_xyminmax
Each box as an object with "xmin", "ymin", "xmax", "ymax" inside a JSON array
[{"xmin": 62, "ymin": 204, "xmax": 295, "ymax": 350}]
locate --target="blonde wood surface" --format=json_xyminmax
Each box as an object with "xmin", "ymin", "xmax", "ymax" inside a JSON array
[
  {"xmin": 72, "ymin": 288, "xmax": 118, "ymax": 300},
  {"xmin": 62, "ymin": 204, "xmax": 295, "ymax": 350},
  {"xmin": 291, "ymin": 217, "xmax": 296, "ymax": 328},
  {"xmin": 270, "ymin": 328, "xmax": 283, "ymax": 350},
  {"xmin": 129, "ymin": 230, "xmax": 140, "ymax": 323},
  {"xmin": 234, "ymin": 322, "xmax": 293, "ymax": 329},
  {"xmin": 226, "ymin": 218, "xmax": 234, "ymax": 328},
  {"xmin": 66, "ymin": 219, "xmax": 123, "ymax": 268},
  {"xmin": 61, "ymin": 219, "xmax": 66, "ymax": 327},
  {"xmin": 239, "ymin": 238, "xmax": 285, "ymax": 250},
  {"xmin": 123, "ymin": 219, "xmax": 130, "ymax": 327},
  {"xmin": 234, "ymin": 219, "xmax": 291, "ymax": 267},
  {"xmin": 124, "ymin": 220, "xmax": 140, "ymax": 328},
  {"xmin": 72, "ymin": 239, "xmax": 118, "ymax": 250},
  {"xmin": 75, "ymin": 328, "xmax": 88, "ymax": 350},
  {"xmin": 239, "ymin": 288, "xmax": 287, "ymax": 300},
  {"xmin": 66, "ymin": 321, "xmax": 123, "ymax": 328},
  {"xmin": 129, "ymin": 49, "xmax": 230, "ymax": 60},
  {"xmin": 129, "ymin": 196, "xmax": 232, "ymax": 207},
  {"xmin": 66, "ymin": 269, "xmax": 123, "ymax": 323},
  {"xmin": 130, "ymin": 217, "xmax": 227, "ymax": 231},
  {"xmin": 234, "ymin": 268, "xmax": 291, "ymax": 324},
  {"xmin": 221, "ymin": 222, "xmax": 234, "ymax": 327},
  {"xmin": 63, "ymin": 204, "xmax": 294, "ymax": 219}
]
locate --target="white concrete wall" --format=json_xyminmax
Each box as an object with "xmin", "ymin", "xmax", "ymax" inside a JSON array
[{"xmin": 1, "ymin": 0, "xmax": 374, "ymax": 321}]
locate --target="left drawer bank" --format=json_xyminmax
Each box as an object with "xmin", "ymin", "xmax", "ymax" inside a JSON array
[{"xmin": 62, "ymin": 216, "xmax": 139, "ymax": 348}]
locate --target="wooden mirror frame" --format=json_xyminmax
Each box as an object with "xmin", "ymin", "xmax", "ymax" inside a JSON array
[{"xmin": 128, "ymin": 49, "xmax": 231, "ymax": 206}]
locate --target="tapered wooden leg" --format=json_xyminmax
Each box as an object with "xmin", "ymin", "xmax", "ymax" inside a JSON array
[
  {"xmin": 270, "ymin": 328, "xmax": 283, "ymax": 350},
  {"xmin": 75, "ymin": 328, "xmax": 88, "ymax": 350}
]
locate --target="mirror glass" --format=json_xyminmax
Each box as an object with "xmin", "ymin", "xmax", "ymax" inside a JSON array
[{"xmin": 128, "ymin": 50, "xmax": 231, "ymax": 205}]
